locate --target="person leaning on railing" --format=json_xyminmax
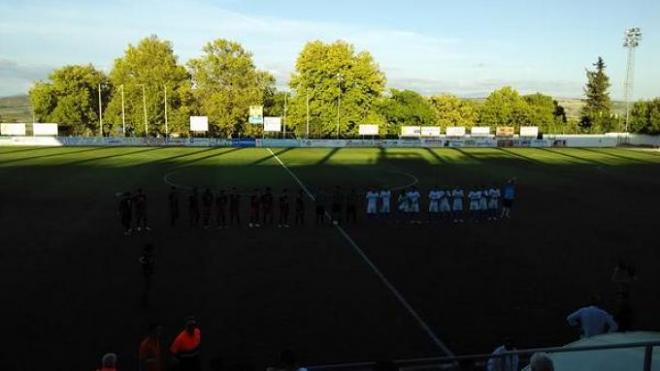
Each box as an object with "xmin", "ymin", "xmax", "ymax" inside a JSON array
[{"xmin": 566, "ymin": 295, "xmax": 618, "ymax": 338}]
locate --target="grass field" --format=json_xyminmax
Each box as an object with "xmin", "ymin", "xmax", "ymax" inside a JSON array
[{"xmin": 1, "ymin": 146, "xmax": 660, "ymax": 370}]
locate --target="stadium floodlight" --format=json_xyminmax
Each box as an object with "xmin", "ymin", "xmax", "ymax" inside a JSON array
[
  {"xmin": 139, "ymin": 84, "xmax": 148, "ymax": 136},
  {"xmin": 164, "ymin": 84, "xmax": 169, "ymax": 137},
  {"xmin": 120, "ymin": 85, "xmax": 126, "ymax": 136},
  {"xmin": 336, "ymin": 73, "xmax": 343, "ymax": 139},
  {"xmin": 623, "ymin": 27, "xmax": 642, "ymax": 132},
  {"xmin": 98, "ymin": 83, "xmax": 103, "ymax": 136}
]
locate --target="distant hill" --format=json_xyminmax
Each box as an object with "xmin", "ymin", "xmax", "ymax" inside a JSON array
[
  {"xmin": 465, "ymin": 97, "xmax": 626, "ymax": 120},
  {"xmin": 0, "ymin": 95, "xmax": 32, "ymax": 123}
]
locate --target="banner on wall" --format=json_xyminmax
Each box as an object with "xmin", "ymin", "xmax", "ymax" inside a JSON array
[
  {"xmin": 33, "ymin": 123, "xmax": 59, "ymax": 136},
  {"xmin": 520, "ymin": 126, "xmax": 539, "ymax": 137},
  {"xmin": 1, "ymin": 123, "xmax": 26, "ymax": 136},
  {"xmin": 420, "ymin": 126, "xmax": 441, "ymax": 137},
  {"xmin": 249, "ymin": 105, "xmax": 264, "ymax": 124},
  {"xmin": 496, "ymin": 127, "xmax": 515, "ymax": 137},
  {"xmin": 190, "ymin": 116, "xmax": 209, "ymax": 132},
  {"xmin": 359, "ymin": 124, "xmax": 379, "ymax": 135},
  {"xmin": 445, "ymin": 126, "xmax": 466, "ymax": 137},
  {"xmin": 263, "ymin": 117, "xmax": 282, "ymax": 132},
  {"xmin": 401, "ymin": 126, "xmax": 421, "ymax": 137},
  {"xmin": 471, "ymin": 126, "xmax": 491, "ymax": 137}
]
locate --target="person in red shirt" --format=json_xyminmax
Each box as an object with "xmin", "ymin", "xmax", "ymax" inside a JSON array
[
  {"xmin": 96, "ymin": 353, "xmax": 118, "ymax": 371},
  {"xmin": 170, "ymin": 316, "xmax": 201, "ymax": 371},
  {"xmin": 139, "ymin": 323, "xmax": 163, "ymax": 371}
]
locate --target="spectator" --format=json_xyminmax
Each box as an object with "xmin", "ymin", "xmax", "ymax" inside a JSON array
[
  {"xmin": 486, "ymin": 337, "xmax": 519, "ymax": 371},
  {"xmin": 500, "ymin": 178, "xmax": 516, "ymax": 219},
  {"xmin": 139, "ymin": 323, "xmax": 164, "ymax": 371},
  {"xmin": 170, "ymin": 316, "xmax": 201, "ymax": 371},
  {"xmin": 529, "ymin": 353, "xmax": 554, "ymax": 371},
  {"xmin": 267, "ymin": 349, "xmax": 307, "ymax": 371},
  {"xmin": 97, "ymin": 353, "xmax": 118, "ymax": 371},
  {"xmin": 611, "ymin": 260, "xmax": 636, "ymax": 331},
  {"xmin": 567, "ymin": 295, "xmax": 618, "ymax": 337}
]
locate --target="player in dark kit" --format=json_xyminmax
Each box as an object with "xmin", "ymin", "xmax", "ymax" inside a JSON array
[
  {"xmin": 261, "ymin": 187, "xmax": 274, "ymax": 226},
  {"xmin": 189, "ymin": 188, "xmax": 200, "ymax": 227},
  {"xmin": 168, "ymin": 186, "xmax": 180, "ymax": 226},
  {"xmin": 117, "ymin": 191, "xmax": 133, "ymax": 235},
  {"xmin": 331, "ymin": 186, "xmax": 343, "ymax": 225},
  {"xmin": 202, "ymin": 188, "xmax": 214, "ymax": 229},
  {"xmin": 139, "ymin": 243, "xmax": 155, "ymax": 307},
  {"xmin": 295, "ymin": 190, "xmax": 305, "ymax": 225},
  {"xmin": 315, "ymin": 188, "xmax": 327, "ymax": 225},
  {"xmin": 278, "ymin": 189, "xmax": 290, "ymax": 228},
  {"xmin": 249, "ymin": 189, "xmax": 261, "ymax": 228},
  {"xmin": 229, "ymin": 187, "xmax": 240, "ymax": 226},
  {"xmin": 215, "ymin": 189, "xmax": 228, "ymax": 229},
  {"xmin": 134, "ymin": 188, "xmax": 150, "ymax": 232},
  {"xmin": 346, "ymin": 188, "xmax": 358, "ymax": 224}
]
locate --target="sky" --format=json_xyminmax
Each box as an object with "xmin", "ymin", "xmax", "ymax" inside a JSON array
[{"xmin": 0, "ymin": 0, "xmax": 658, "ymax": 99}]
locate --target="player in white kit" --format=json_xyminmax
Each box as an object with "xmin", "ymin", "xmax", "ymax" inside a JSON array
[
  {"xmin": 468, "ymin": 189, "xmax": 482, "ymax": 222},
  {"xmin": 451, "ymin": 187, "xmax": 464, "ymax": 223},
  {"xmin": 406, "ymin": 186, "xmax": 421, "ymax": 223},
  {"xmin": 366, "ymin": 188, "xmax": 379, "ymax": 218},
  {"xmin": 439, "ymin": 188, "xmax": 452, "ymax": 221},
  {"xmin": 379, "ymin": 188, "xmax": 391, "ymax": 217},
  {"xmin": 428, "ymin": 187, "xmax": 440, "ymax": 220},
  {"xmin": 488, "ymin": 186, "xmax": 501, "ymax": 221},
  {"xmin": 479, "ymin": 187, "xmax": 489, "ymax": 221}
]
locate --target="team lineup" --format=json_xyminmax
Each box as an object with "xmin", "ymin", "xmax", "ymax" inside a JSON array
[{"xmin": 115, "ymin": 179, "xmax": 517, "ymax": 234}]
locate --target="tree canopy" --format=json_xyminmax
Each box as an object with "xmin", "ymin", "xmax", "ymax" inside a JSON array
[
  {"xmin": 429, "ymin": 94, "xmax": 478, "ymax": 128},
  {"xmin": 287, "ymin": 40, "xmax": 386, "ymax": 137},
  {"xmin": 629, "ymin": 98, "xmax": 660, "ymax": 135},
  {"xmin": 377, "ymin": 89, "xmax": 436, "ymax": 135},
  {"xmin": 580, "ymin": 57, "xmax": 615, "ymax": 131}
]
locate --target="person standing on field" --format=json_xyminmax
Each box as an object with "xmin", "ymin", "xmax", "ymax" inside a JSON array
[
  {"xmin": 202, "ymin": 188, "xmax": 214, "ymax": 229},
  {"xmin": 134, "ymin": 188, "xmax": 151, "ymax": 231},
  {"xmin": 295, "ymin": 190, "xmax": 305, "ymax": 225},
  {"xmin": 188, "ymin": 188, "xmax": 200, "ymax": 227},
  {"xmin": 170, "ymin": 316, "xmax": 202, "ymax": 371},
  {"xmin": 139, "ymin": 323, "xmax": 164, "ymax": 371},
  {"xmin": 331, "ymin": 186, "xmax": 343, "ymax": 225},
  {"xmin": 229, "ymin": 187, "xmax": 240, "ymax": 226},
  {"xmin": 278, "ymin": 188, "xmax": 290, "ymax": 228},
  {"xmin": 315, "ymin": 188, "xmax": 327, "ymax": 225},
  {"xmin": 501, "ymin": 179, "xmax": 516, "ymax": 219},
  {"xmin": 215, "ymin": 189, "xmax": 228, "ymax": 229},
  {"xmin": 139, "ymin": 243, "xmax": 156, "ymax": 306},
  {"xmin": 262, "ymin": 187, "xmax": 274, "ymax": 226},
  {"xmin": 117, "ymin": 191, "xmax": 133, "ymax": 235},
  {"xmin": 249, "ymin": 188, "xmax": 261, "ymax": 228},
  {"xmin": 168, "ymin": 187, "xmax": 180, "ymax": 227}
]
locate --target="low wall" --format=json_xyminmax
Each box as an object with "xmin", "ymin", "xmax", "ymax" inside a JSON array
[{"xmin": 0, "ymin": 134, "xmax": 656, "ymax": 148}]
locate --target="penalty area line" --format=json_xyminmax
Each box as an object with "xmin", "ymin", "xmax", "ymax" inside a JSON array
[{"xmin": 266, "ymin": 147, "xmax": 454, "ymax": 357}]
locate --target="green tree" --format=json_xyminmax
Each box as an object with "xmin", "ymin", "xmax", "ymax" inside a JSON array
[
  {"xmin": 580, "ymin": 57, "xmax": 612, "ymax": 131},
  {"xmin": 428, "ymin": 94, "xmax": 478, "ymax": 129},
  {"xmin": 522, "ymin": 93, "xmax": 555, "ymax": 132},
  {"xmin": 288, "ymin": 40, "xmax": 386, "ymax": 137},
  {"xmin": 376, "ymin": 89, "xmax": 437, "ymax": 135},
  {"xmin": 629, "ymin": 98, "xmax": 660, "ymax": 135},
  {"xmin": 478, "ymin": 86, "xmax": 530, "ymax": 128},
  {"xmin": 105, "ymin": 35, "xmax": 191, "ymax": 137},
  {"xmin": 29, "ymin": 64, "xmax": 110, "ymax": 135},
  {"xmin": 188, "ymin": 39, "xmax": 275, "ymax": 137}
]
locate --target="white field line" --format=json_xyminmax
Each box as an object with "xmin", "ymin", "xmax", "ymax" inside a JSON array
[{"xmin": 267, "ymin": 147, "xmax": 454, "ymax": 356}]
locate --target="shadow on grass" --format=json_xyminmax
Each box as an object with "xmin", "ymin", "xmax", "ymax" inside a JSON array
[
  {"xmin": 579, "ymin": 148, "xmax": 657, "ymax": 164},
  {"xmin": 495, "ymin": 148, "xmax": 545, "ymax": 165},
  {"xmin": 251, "ymin": 147, "xmax": 295, "ymax": 166},
  {"xmin": 0, "ymin": 147, "xmax": 56, "ymax": 156},
  {"xmin": 0, "ymin": 146, "xmax": 109, "ymax": 165},
  {"xmin": 317, "ymin": 147, "xmax": 341, "ymax": 165},
  {"xmin": 165, "ymin": 147, "xmax": 244, "ymax": 170},
  {"xmin": 536, "ymin": 148, "xmax": 609, "ymax": 167},
  {"xmin": 424, "ymin": 147, "xmax": 449, "ymax": 164}
]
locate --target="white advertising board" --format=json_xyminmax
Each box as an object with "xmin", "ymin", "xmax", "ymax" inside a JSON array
[
  {"xmin": 471, "ymin": 126, "xmax": 491, "ymax": 137},
  {"xmin": 400, "ymin": 126, "xmax": 421, "ymax": 137},
  {"xmin": 249, "ymin": 105, "xmax": 264, "ymax": 124},
  {"xmin": 420, "ymin": 126, "xmax": 441, "ymax": 137},
  {"xmin": 1, "ymin": 123, "xmax": 26, "ymax": 136},
  {"xmin": 263, "ymin": 117, "xmax": 282, "ymax": 132},
  {"xmin": 190, "ymin": 116, "xmax": 209, "ymax": 132},
  {"xmin": 359, "ymin": 124, "xmax": 379, "ymax": 135},
  {"xmin": 33, "ymin": 123, "xmax": 58, "ymax": 136},
  {"xmin": 520, "ymin": 126, "xmax": 539, "ymax": 137},
  {"xmin": 446, "ymin": 126, "xmax": 466, "ymax": 137}
]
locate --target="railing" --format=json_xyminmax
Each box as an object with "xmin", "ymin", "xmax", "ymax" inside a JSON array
[{"xmin": 307, "ymin": 340, "xmax": 660, "ymax": 371}]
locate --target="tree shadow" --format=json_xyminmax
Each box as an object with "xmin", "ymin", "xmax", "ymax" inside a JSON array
[
  {"xmin": 317, "ymin": 147, "xmax": 341, "ymax": 165},
  {"xmin": 0, "ymin": 147, "xmax": 56, "ymax": 156},
  {"xmin": 579, "ymin": 148, "xmax": 657, "ymax": 165},
  {"xmin": 250, "ymin": 147, "xmax": 295, "ymax": 166},
  {"xmin": 424, "ymin": 147, "xmax": 448, "ymax": 164},
  {"xmin": 495, "ymin": 148, "xmax": 544, "ymax": 165},
  {"xmin": 536, "ymin": 148, "xmax": 609, "ymax": 167},
  {"xmin": 63, "ymin": 147, "xmax": 167, "ymax": 166},
  {"xmin": 0, "ymin": 146, "xmax": 109, "ymax": 165}
]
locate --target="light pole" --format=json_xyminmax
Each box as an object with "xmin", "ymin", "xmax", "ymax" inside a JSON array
[
  {"xmin": 140, "ymin": 84, "xmax": 148, "ymax": 136},
  {"xmin": 306, "ymin": 90, "xmax": 310, "ymax": 139},
  {"xmin": 164, "ymin": 84, "xmax": 169, "ymax": 137},
  {"xmin": 98, "ymin": 83, "xmax": 103, "ymax": 136},
  {"xmin": 283, "ymin": 91, "xmax": 288, "ymax": 138},
  {"xmin": 336, "ymin": 73, "xmax": 343, "ymax": 139},
  {"xmin": 623, "ymin": 27, "xmax": 642, "ymax": 133},
  {"xmin": 120, "ymin": 84, "xmax": 126, "ymax": 136}
]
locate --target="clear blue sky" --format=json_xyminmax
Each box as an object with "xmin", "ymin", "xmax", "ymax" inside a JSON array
[{"xmin": 1, "ymin": 0, "xmax": 658, "ymax": 99}]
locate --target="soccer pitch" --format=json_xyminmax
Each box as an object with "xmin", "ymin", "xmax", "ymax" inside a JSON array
[{"xmin": 1, "ymin": 146, "xmax": 660, "ymax": 369}]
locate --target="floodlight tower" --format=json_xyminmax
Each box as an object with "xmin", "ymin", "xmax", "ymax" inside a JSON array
[{"xmin": 623, "ymin": 27, "xmax": 642, "ymax": 132}]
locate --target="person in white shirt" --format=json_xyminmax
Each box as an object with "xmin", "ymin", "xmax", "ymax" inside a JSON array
[
  {"xmin": 451, "ymin": 187, "xmax": 464, "ymax": 223},
  {"xmin": 488, "ymin": 187, "xmax": 501, "ymax": 221},
  {"xmin": 406, "ymin": 187, "xmax": 421, "ymax": 222},
  {"xmin": 396, "ymin": 190, "xmax": 409, "ymax": 222},
  {"xmin": 439, "ymin": 189, "xmax": 452, "ymax": 221},
  {"xmin": 379, "ymin": 189, "xmax": 391, "ymax": 216},
  {"xmin": 428, "ymin": 188, "xmax": 440, "ymax": 220},
  {"xmin": 468, "ymin": 189, "xmax": 482, "ymax": 221},
  {"xmin": 366, "ymin": 188, "xmax": 379, "ymax": 217},
  {"xmin": 479, "ymin": 188, "xmax": 489, "ymax": 219},
  {"xmin": 486, "ymin": 338, "xmax": 519, "ymax": 371},
  {"xmin": 567, "ymin": 295, "xmax": 619, "ymax": 338},
  {"xmin": 529, "ymin": 353, "xmax": 554, "ymax": 371}
]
